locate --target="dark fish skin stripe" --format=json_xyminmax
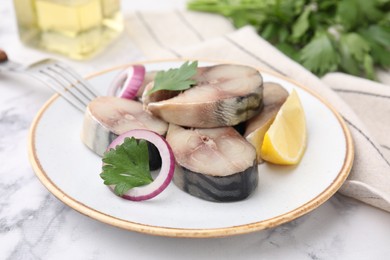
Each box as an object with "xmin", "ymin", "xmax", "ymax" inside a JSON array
[
  {"xmin": 216, "ymin": 89, "xmax": 263, "ymax": 125},
  {"xmin": 186, "ymin": 169, "xmax": 243, "ymax": 191},
  {"xmin": 236, "ymin": 103, "xmax": 263, "ymax": 116},
  {"xmin": 187, "ymin": 183, "xmax": 241, "ymax": 202},
  {"xmin": 235, "ymin": 91, "xmax": 263, "ymax": 116},
  {"xmin": 173, "ymin": 162, "xmax": 258, "ymax": 202},
  {"xmin": 235, "ymin": 92, "xmax": 262, "ymax": 103},
  {"xmin": 91, "ymin": 128, "xmax": 117, "ymax": 156},
  {"xmin": 108, "ymin": 131, "xmax": 118, "ymax": 145},
  {"xmin": 191, "ymin": 165, "xmax": 256, "ymax": 190}
]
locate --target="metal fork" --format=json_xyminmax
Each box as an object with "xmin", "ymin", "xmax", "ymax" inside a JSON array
[{"xmin": 0, "ymin": 49, "xmax": 99, "ymax": 112}]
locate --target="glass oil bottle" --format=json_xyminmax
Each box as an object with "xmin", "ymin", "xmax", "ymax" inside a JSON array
[{"xmin": 13, "ymin": 0, "xmax": 124, "ymax": 59}]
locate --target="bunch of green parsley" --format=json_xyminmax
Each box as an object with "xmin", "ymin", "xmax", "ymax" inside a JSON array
[{"xmin": 187, "ymin": 0, "xmax": 390, "ymax": 80}]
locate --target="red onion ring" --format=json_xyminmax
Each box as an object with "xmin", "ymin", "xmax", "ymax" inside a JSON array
[
  {"xmin": 107, "ymin": 65, "xmax": 146, "ymax": 100},
  {"xmin": 107, "ymin": 129, "xmax": 175, "ymax": 201}
]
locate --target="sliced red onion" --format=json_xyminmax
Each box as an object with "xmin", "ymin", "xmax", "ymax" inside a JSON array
[
  {"xmin": 107, "ymin": 65, "xmax": 146, "ymax": 100},
  {"xmin": 107, "ymin": 129, "xmax": 175, "ymax": 201}
]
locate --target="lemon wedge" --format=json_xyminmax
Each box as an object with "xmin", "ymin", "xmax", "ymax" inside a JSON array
[
  {"xmin": 245, "ymin": 82, "xmax": 289, "ymax": 162},
  {"xmin": 260, "ymin": 89, "xmax": 307, "ymax": 165}
]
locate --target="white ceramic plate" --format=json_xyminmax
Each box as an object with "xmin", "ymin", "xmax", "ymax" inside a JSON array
[{"xmin": 29, "ymin": 60, "xmax": 353, "ymax": 238}]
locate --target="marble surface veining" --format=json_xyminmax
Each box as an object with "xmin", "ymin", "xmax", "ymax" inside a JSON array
[{"xmin": 1, "ymin": 1, "xmax": 390, "ymax": 259}]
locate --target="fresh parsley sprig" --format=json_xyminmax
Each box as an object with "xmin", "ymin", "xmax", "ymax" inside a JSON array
[
  {"xmin": 188, "ymin": 0, "xmax": 390, "ymax": 80},
  {"xmin": 148, "ymin": 61, "xmax": 198, "ymax": 94},
  {"xmin": 100, "ymin": 137, "xmax": 153, "ymax": 196}
]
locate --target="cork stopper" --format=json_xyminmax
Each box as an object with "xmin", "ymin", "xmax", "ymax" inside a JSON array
[{"xmin": 0, "ymin": 49, "xmax": 8, "ymax": 62}]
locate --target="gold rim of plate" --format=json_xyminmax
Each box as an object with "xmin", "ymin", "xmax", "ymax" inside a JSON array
[{"xmin": 27, "ymin": 58, "xmax": 354, "ymax": 238}]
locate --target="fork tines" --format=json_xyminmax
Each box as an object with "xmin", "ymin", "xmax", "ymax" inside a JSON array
[{"xmin": 30, "ymin": 62, "xmax": 99, "ymax": 112}]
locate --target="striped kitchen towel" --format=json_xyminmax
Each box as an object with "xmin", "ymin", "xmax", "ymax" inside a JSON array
[{"xmin": 125, "ymin": 10, "xmax": 390, "ymax": 212}]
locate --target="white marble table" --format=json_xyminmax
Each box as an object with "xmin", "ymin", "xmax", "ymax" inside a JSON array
[{"xmin": 1, "ymin": 1, "xmax": 390, "ymax": 259}]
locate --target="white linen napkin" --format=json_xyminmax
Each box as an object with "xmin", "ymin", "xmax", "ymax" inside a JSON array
[{"xmin": 125, "ymin": 10, "xmax": 390, "ymax": 212}]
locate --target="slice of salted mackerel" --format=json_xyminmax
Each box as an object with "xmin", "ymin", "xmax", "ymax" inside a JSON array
[
  {"xmin": 146, "ymin": 64, "xmax": 263, "ymax": 128},
  {"xmin": 81, "ymin": 97, "xmax": 168, "ymax": 168},
  {"xmin": 166, "ymin": 124, "xmax": 258, "ymax": 202},
  {"xmin": 244, "ymin": 82, "xmax": 289, "ymax": 163}
]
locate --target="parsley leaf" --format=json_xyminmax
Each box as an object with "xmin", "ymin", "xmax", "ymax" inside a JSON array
[
  {"xmin": 299, "ymin": 32, "xmax": 339, "ymax": 76},
  {"xmin": 188, "ymin": 0, "xmax": 390, "ymax": 80},
  {"xmin": 344, "ymin": 33, "xmax": 370, "ymax": 62},
  {"xmin": 362, "ymin": 25, "xmax": 390, "ymax": 48},
  {"xmin": 359, "ymin": 25, "xmax": 390, "ymax": 68},
  {"xmin": 336, "ymin": 0, "xmax": 359, "ymax": 30},
  {"xmin": 148, "ymin": 61, "xmax": 198, "ymax": 95},
  {"xmin": 100, "ymin": 137, "xmax": 153, "ymax": 196},
  {"xmin": 339, "ymin": 36, "xmax": 361, "ymax": 76},
  {"xmin": 355, "ymin": 0, "xmax": 384, "ymax": 22},
  {"xmin": 339, "ymin": 33, "xmax": 374, "ymax": 78},
  {"xmin": 291, "ymin": 5, "xmax": 312, "ymax": 41},
  {"xmin": 363, "ymin": 54, "xmax": 376, "ymax": 80}
]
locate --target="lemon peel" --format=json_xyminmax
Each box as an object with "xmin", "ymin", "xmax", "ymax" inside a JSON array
[{"xmin": 260, "ymin": 89, "xmax": 307, "ymax": 165}]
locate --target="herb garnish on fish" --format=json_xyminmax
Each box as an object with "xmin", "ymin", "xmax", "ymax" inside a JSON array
[
  {"xmin": 148, "ymin": 61, "xmax": 198, "ymax": 95},
  {"xmin": 100, "ymin": 137, "xmax": 153, "ymax": 196}
]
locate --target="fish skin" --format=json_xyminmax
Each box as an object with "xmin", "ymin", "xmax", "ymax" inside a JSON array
[
  {"xmin": 166, "ymin": 124, "xmax": 258, "ymax": 202},
  {"xmin": 173, "ymin": 162, "xmax": 258, "ymax": 202},
  {"xmin": 146, "ymin": 64, "xmax": 263, "ymax": 128}
]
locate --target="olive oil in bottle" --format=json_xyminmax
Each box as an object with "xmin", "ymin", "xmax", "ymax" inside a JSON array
[{"xmin": 13, "ymin": 0, "xmax": 123, "ymax": 60}]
